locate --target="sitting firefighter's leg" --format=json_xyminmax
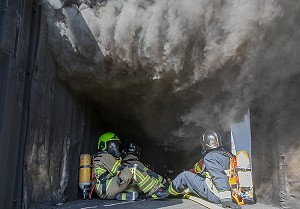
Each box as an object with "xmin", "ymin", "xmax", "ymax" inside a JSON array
[
  {"xmin": 114, "ymin": 167, "xmax": 139, "ymax": 201},
  {"xmin": 94, "ymin": 167, "xmax": 133, "ymax": 200},
  {"xmin": 145, "ymin": 169, "xmax": 169, "ymax": 186},
  {"xmin": 127, "ymin": 163, "xmax": 168, "ymax": 199},
  {"xmin": 168, "ymin": 171, "xmax": 220, "ymax": 203},
  {"xmin": 105, "ymin": 174, "xmax": 132, "ymax": 199}
]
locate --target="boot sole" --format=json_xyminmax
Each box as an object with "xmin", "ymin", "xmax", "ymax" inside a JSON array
[{"xmin": 115, "ymin": 192, "xmax": 138, "ymax": 201}]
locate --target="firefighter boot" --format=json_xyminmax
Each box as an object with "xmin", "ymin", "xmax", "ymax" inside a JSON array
[{"xmin": 115, "ymin": 192, "xmax": 138, "ymax": 201}]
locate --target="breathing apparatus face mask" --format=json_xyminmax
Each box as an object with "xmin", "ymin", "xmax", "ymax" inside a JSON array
[{"xmin": 107, "ymin": 140, "xmax": 121, "ymax": 158}]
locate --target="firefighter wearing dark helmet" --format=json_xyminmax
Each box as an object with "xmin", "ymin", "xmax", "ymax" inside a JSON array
[
  {"xmin": 122, "ymin": 143, "xmax": 169, "ymax": 186},
  {"xmin": 92, "ymin": 132, "xmax": 168, "ymax": 201},
  {"xmin": 168, "ymin": 130, "xmax": 241, "ymax": 209}
]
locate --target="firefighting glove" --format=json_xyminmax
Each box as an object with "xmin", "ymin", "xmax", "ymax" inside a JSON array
[{"xmin": 221, "ymin": 201, "xmax": 242, "ymax": 209}]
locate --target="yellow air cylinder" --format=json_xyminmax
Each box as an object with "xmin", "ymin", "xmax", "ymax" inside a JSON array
[
  {"xmin": 236, "ymin": 150, "xmax": 253, "ymax": 188},
  {"xmin": 79, "ymin": 153, "xmax": 91, "ymax": 190}
]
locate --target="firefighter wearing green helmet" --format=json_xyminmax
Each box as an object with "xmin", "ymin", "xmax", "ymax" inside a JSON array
[{"xmin": 92, "ymin": 132, "xmax": 169, "ymax": 201}]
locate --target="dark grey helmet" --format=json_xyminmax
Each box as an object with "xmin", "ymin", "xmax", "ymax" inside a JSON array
[
  {"xmin": 201, "ymin": 130, "xmax": 222, "ymax": 150},
  {"xmin": 127, "ymin": 142, "xmax": 141, "ymax": 156}
]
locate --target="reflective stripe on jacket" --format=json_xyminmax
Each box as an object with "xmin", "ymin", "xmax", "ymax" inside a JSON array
[{"xmin": 93, "ymin": 151, "xmax": 122, "ymax": 197}]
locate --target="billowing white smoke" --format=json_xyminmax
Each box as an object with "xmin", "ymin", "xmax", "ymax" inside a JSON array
[
  {"xmin": 42, "ymin": 0, "xmax": 290, "ymax": 149},
  {"xmin": 44, "ymin": 0, "xmax": 281, "ymax": 82}
]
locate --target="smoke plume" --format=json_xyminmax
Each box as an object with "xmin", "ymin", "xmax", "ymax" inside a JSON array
[{"xmin": 41, "ymin": 0, "xmax": 300, "ymax": 152}]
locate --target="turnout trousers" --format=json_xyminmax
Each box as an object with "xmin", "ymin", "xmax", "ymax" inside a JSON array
[
  {"xmin": 95, "ymin": 164, "xmax": 162, "ymax": 199},
  {"xmin": 169, "ymin": 171, "xmax": 221, "ymax": 203}
]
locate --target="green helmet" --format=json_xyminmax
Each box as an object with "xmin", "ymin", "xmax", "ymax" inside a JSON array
[{"xmin": 98, "ymin": 132, "xmax": 120, "ymax": 150}]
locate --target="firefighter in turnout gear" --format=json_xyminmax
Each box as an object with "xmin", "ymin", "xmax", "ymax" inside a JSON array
[
  {"xmin": 92, "ymin": 132, "xmax": 168, "ymax": 201},
  {"xmin": 122, "ymin": 143, "xmax": 169, "ymax": 186},
  {"xmin": 168, "ymin": 131, "xmax": 241, "ymax": 209}
]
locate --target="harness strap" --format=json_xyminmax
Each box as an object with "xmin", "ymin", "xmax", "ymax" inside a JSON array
[
  {"xmin": 228, "ymin": 155, "xmax": 245, "ymax": 205},
  {"xmin": 88, "ymin": 178, "xmax": 96, "ymax": 199},
  {"xmin": 101, "ymin": 180, "xmax": 107, "ymax": 195},
  {"xmin": 89, "ymin": 155, "xmax": 109, "ymax": 199},
  {"xmin": 89, "ymin": 155, "xmax": 96, "ymax": 199}
]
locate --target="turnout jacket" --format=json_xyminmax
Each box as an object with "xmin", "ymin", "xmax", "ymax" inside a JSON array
[
  {"xmin": 168, "ymin": 147, "xmax": 232, "ymax": 202},
  {"xmin": 92, "ymin": 151, "xmax": 124, "ymax": 198},
  {"xmin": 122, "ymin": 154, "xmax": 166, "ymax": 184},
  {"xmin": 122, "ymin": 154, "xmax": 144, "ymax": 168},
  {"xmin": 193, "ymin": 148, "xmax": 232, "ymax": 200}
]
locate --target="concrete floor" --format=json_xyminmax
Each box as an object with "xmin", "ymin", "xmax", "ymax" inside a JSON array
[{"xmin": 35, "ymin": 198, "xmax": 280, "ymax": 209}]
